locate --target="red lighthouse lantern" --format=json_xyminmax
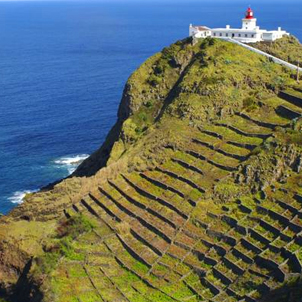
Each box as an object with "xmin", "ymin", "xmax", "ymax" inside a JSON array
[{"xmin": 245, "ymin": 7, "xmax": 254, "ymax": 19}]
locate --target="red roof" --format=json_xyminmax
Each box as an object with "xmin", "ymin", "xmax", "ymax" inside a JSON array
[
  {"xmin": 245, "ymin": 7, "xmax": 255, "ymax": 19},
  {"xmin": 192, "ymin": 26, "xmax": 210, "ymax": 31}
]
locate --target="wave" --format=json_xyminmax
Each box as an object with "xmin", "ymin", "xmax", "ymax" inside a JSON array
[
  {"xmin": 8, "ymin": 190, "xmax": 37, "ymax": 204},
  {"xmin": 53, "ymin": 154, "xmax": 89, "ymax": 174},
  {"xmin": 6, "ymin": 154, "xmax": 89, "ymax": 206}
]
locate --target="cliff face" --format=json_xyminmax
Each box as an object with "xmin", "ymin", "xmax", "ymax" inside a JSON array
[
  {"xmin": 1, "ymin": 37, "xmax": 302, "ymax": 302},
  {"xmin": 74, "ymin": 39, "xmax": 196, "ymax": 176}
]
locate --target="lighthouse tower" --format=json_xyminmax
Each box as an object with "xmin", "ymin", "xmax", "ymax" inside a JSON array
[
  {"xmin": 242, "ymin": 7, "xmax": 257, "ymax": 30},
  {"xmin": 189, "ymin": 6, "xmax": 289, "ymax": 43}
]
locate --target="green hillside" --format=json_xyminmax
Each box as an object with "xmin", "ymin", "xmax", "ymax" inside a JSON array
[{"xmin": 1, "ymin": 37, "xmax": 302, "ymax": 302}]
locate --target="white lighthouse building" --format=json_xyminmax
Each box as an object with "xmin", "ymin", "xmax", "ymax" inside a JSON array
[{"xmin": 189, "ymin": 7, "xmax": 289, "ymax": 43}]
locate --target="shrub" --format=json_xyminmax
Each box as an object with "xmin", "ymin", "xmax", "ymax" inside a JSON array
[
  {"xmin": 35, "ymin": 215, "xmax": 95, "ymax": 275},
  {"xmin": 272, "ymin": 76, "xmax": 285, "ymax": 90},
  {"xmin": 138, "ymin": 112, "xmax": 147, "ymax": 122},
  {"xmin": 283, "ymin": 129, "xmax": 302, "ymax": 145},
  {"xmin": 135, "ymin": 127, "xmax": 143, "ymax": 134},
  {"xmin": 144, "ymin": 101, "xmax": 153, "ymax": 108},
  {"xmin": 243, "ymin": 97, "xmax": 258, "ymax": 111},
  {"xmin": 35, "ymin": 249, "xmax": 61, "ymax": 274},
  {"xmin": 59, "ymin": 237, "xmax": 85, "ymax": 261},
  {"xmin": 250, "ymin": 146, "xmax": 262, "ymax": 156},
  {"xmin": 56, "ymin": 214, "xmax": 95, "ymax": 239},
  {"xmin": 208, "ymin": 37, "xmax": 216, "ymax": 46},
  {"xmin": 148, "ymin": 74, "xmax": 161, "ymax": 87},
  {"xmin": 201, "ymin": 37, "xmax": 215, "ymax": 48},
  {"xmin": 154, "ymin": 65, "xmax": 164, "ymax": 75}
]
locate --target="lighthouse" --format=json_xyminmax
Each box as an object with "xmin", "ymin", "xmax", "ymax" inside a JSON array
[
  {"xmin": 242, "ymin": 7, "xmax": 257, "ymax": 30},
  {"xmin": 189, "ymin": 7, "xmax": 289, "ymax": 43}
]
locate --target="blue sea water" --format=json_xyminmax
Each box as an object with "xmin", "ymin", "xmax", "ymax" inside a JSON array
[{"xmin": 0, "ymin": 0, "xmax": 301, "ymax": 214}]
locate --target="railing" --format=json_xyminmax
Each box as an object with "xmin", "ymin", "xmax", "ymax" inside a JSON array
[{"xmin": 220, "ymin": 37, "xmax": 302, "ymax": 72}]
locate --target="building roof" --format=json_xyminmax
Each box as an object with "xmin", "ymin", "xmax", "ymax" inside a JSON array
[{"xmin": 192, "ymin": 26, "xmax": 211, "ymax": 31}]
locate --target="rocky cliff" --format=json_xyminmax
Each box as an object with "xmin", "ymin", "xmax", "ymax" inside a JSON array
[{"xmin": 1, "ymin": 36, "xmax": 302, "ymax": 302}]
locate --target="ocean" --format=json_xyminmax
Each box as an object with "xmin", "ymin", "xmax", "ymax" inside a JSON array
[{"xmin": 0, "ymin": 0, "xmax": 301, "ymax": 214}]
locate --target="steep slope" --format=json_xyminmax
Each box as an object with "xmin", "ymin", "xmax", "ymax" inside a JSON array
[
  {"xmin": 74, "ymin": 39, "xmax": 197, "ymax": 177},
  {"xmin": 1, "ymin": 37, "xmax": 302, "ymax": 302},
  {"xmin": 260, "ymin": 276, "xmax": 302, "ymax": 302}
]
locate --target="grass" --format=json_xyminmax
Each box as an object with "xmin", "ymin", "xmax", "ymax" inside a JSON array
[
  {"xmin": 276, "ymin": 128, "xmax": 302, "ymax": 146},
  {"xmin": 77, "ymin": 291, "xmax": 101, "ymax": 302},
  {"xmin": 264, "ymin": 96, "xmax": 302, "ymax": 114},
  {"xmin": 173, "ymin": 150, "xmax": 229, "ymax": 180},
  {"xmin": 163, "ymin": 283, "xmax": 198, "ymax": 302},
  {"xmin": 242, "ymin": 106, "xmax": 290, "ymax": 126},
  {"xmin": 218, "ymin": 115, "xmax": 272, "ymax": 135},
  {"xmin": 202, "ymin": 124, "xmax": 263, "ymax": 145},
  {"xmin": 218, "ymin": 142, "xmax": 250, "ymax": 156},
  {"xmin": 33, "ymin": 214, "xmax": 95, "ymax": 275},
  {"xmin": 3, "ymin": 36, "xmax": 302, "ymax": 302},
  {"xmin": 262, "ymin": 248, "xmax": 286, "ymax": 264},
  {"xmin": 148, "ymin": 170, "xmax": 191, "ymax": 194},
  {"xmin": 252, "ymin": 36, "xmax": 302, "ymax": 66},
  {"xmin": 190, "ymin": 143, "xmax": 239, "ymax": 167},
  {"xmin": 285, "ymin": 88, "xmax": 302, "ymax": 99}
]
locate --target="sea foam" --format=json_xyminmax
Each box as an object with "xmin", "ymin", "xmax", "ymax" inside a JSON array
[
  {"xmin": 6, "ymin": 154, "xmax": 89, "ymax": 206},
  {"xmin": 53, "ymin": 154, "xmax": 89, "ymax": 174},
  {"xmin": 8, "ymin": 190, "xmax": 36, "ymax": 204}
]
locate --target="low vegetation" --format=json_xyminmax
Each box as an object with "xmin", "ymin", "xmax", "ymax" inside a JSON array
[
  {"xmin": 252, "ymin": 35, "xmax": 302, "ymax": 66},
  {"xmin": 33, "ymin": 215, "xmax": 96, "ymax": 275},
  {"xmin": 1, "ymin": 37, "xmax": 302, "ymax": 302}
]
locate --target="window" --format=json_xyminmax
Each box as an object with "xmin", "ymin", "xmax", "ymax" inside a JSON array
[
  {"xmin": 251, "ymin": 34, "xmax": 254, "ymax": 38},
  {"xmin": 220, "ymin": 33, "xmax": 222, "ymax": 37},
  {"xmin": 226, "ymin": 33, "xmax": 228, "ymax": 37},
  {"xmin": 245, "ymin": 34, "xmax": 248, "ymax": 37},
  {"xmin": 214, "ymin": 33, "xmax": 216, "ymax": 36},
  {"xmin": 239, "ymin": 34, "xmax": 241, "ymax": 37}
]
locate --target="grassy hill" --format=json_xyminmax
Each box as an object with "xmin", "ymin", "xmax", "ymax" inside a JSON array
[
  {"xmin": 1, "ymin": 37, "xmax": 302, "ymax": 302},
  {"xmin": 251, "ymin": 35, "xmax": 302, "ymax": 66}
]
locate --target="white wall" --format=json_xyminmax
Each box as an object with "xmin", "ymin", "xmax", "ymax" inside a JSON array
[
  {"xmin": 189, "ymin": 27, "xmax": 211, "ymax": 38},
  {"xmin": 190, "ymin": 25, "xmax": 288, "ymax": 43},
  {"xmin": 242, "ymin": 18, "xmax": 257, "ymax": 30},
  {"xmin": 211, "ymin": 30, "xmax": 262, "ymax": 43}
]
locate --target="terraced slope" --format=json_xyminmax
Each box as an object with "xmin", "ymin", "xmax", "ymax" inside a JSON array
[
  {"xmin": 1, "ymin": 37, "xmax": 302, "ymax": 302},
  {"xmin": 51, "ymin": 90, "xmax": 302, "ymax": 302}
]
